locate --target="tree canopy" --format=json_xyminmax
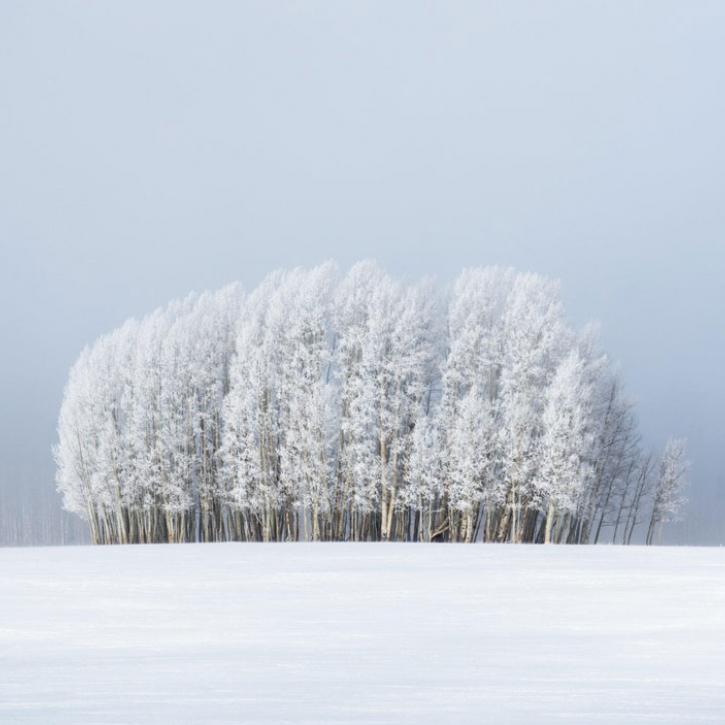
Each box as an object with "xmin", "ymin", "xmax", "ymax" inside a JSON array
[{"xmin": 55, "ymin": 263, "xmax": 687, "ymax": 544}]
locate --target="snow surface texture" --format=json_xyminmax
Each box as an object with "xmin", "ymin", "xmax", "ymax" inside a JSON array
[{"xmin": 1, "ymin": 544, "xmax": 724, "ymax": 724}]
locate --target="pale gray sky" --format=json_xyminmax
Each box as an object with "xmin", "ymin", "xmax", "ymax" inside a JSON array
[{"xmin": 1, "ymin": 1, "xmax": 723, "ymax": 542}]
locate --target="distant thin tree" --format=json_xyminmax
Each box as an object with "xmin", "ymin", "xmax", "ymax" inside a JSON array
[{"xmin": 646, "ymin": 439, "xmax": 689, "ymax": 545}]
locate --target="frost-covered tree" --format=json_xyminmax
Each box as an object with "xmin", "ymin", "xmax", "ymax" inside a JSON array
[
  {"xmin": 445, "ymin": 389, "xmax": 495, "ymax": 542},
  {"xmin": 534, "ymin": 350, "xmax": 594, "ymax": 543},
  {"xmin": 496, "ymin": 274, "xmax": 570, "ymax": 542},
  {"xmin": 437, "ymin": 268, "xmax": 512, "ymax": 541},
  {"xmin": 646, "ymin": 438, "xmax": 689, "ymax": 545}
]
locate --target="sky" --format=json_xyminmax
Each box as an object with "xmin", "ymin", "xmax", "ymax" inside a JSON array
[{"xmin": 1, "ymin": 1, "xmax": 723, "ymax": 543}]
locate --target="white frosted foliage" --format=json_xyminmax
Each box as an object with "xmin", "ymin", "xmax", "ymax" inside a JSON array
[{"xmin": 55, "ymin": 263, "xmax": 685, "ymax": 544}]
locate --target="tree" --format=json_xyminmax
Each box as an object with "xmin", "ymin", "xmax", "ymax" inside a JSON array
[
  {"xmin": 534, "ymin": 350, "xmax": 594, "ymax": 544},
  {"xmin": 646, "ymin": 438, "xmax": 689, "ymax": 545}
]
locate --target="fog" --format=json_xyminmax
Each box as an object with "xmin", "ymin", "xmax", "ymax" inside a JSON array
[{"xmin": 1, "ymin": 1, "xmax": 723, "ymax": 544}]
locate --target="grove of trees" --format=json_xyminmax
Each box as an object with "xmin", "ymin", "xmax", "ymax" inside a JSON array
[{"xmin": 55, "ymin": 263, "xmax": 689, "ymax": 545}]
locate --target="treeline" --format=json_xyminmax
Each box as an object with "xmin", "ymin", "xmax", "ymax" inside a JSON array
[
  {"xmin": 0, "ymin": 486, "xmax": 88, "ymax": 546},
  {"xmin": 55, "ymin": 263, "xmax": 688, "ymax": 545}
]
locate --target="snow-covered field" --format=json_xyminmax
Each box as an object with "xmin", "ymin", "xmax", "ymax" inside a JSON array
[{"xmin": 1, "ymin": 544, "xmax": 724, "ymax": 724}]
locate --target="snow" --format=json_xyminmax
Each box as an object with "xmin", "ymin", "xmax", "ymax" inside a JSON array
[{"xmin": 1, "ymin": 544, "xmax": 724, "ymax": 723}]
